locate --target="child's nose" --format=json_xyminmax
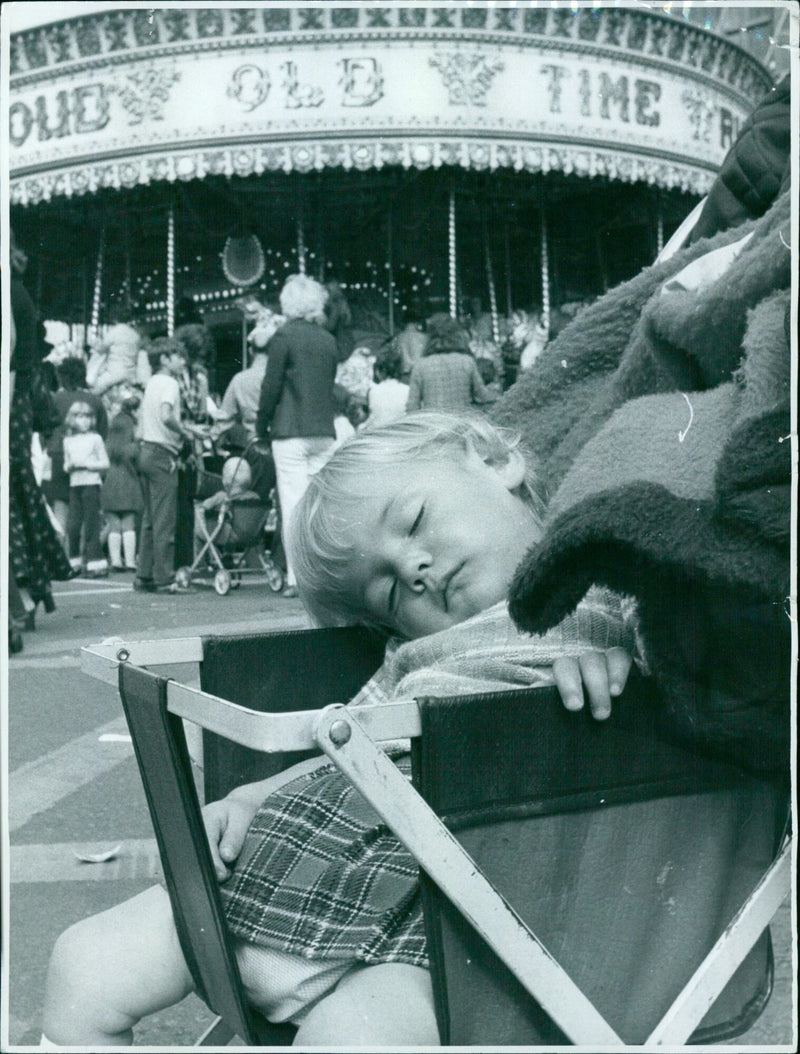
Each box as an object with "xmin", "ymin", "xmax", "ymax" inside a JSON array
[{"xmin": 397, "ymin": 548, "xmax": 433, "ymax": 592}]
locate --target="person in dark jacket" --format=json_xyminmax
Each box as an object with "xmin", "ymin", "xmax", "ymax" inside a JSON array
[
  {"xmin": 687, "ymin": 73, "xmax": 790, "ymax": 244},
  {"xmin": 256, "ymin": 274, "xmax": 339, "ymax": 596},
  {"xmin": 101, "ymin": 390, "xmax": 143, "ymax": 572}
]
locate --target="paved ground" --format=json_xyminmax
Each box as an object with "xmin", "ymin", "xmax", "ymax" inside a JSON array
[{"xmin": 3, "ymin": 572, "xmax": 796, "ymax": 1048}]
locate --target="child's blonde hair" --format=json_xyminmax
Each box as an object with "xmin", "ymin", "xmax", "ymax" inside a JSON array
[
  {"xmin": 290, "ymin": 411, "xmax": 545, "ymax": 628},
  {"xmin": 221, "ymin": 456, "xmax": 252, "ymax": 492}
]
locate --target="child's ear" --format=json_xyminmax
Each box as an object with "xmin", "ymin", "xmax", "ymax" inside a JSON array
[{"xmin": 494, "ymin": 449, "xmax": 526, "ymax": 491}]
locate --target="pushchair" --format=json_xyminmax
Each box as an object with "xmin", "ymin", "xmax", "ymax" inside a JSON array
[
  {"xmin": 81, "ymin": 628, "xmax": 791, "ymax": 1047},
  {"xmin": 176, "ymin": 452, "xmax": 283, "ymax": 596}
]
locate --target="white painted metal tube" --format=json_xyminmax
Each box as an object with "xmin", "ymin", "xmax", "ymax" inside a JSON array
[{"xmin": 81, "ymin": 638, "xmax": 204, "ymax": 685}]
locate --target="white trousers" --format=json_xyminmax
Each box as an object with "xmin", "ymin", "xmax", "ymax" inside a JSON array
[{"xmin": 271, "ymin": 437, "xmax": 336, "ymax": 586}]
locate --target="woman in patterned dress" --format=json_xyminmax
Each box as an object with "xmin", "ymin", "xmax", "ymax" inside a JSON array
[{"xmin": 8, "ymin": 234, "xmax": 73, "ymax": 625}]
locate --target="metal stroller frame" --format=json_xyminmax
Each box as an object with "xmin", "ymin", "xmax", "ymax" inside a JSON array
[
  {"xmin": 82, "ymin": 630, "xmax": 792, "ymax": 1048},
  {"xmin": 177, "ymin": 449, "xmax": 283, "ymax": 596}
]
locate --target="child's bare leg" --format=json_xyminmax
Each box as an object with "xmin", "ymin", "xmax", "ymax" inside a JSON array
[
  {"xmin": 293, "ymin": 963, "xmax": 438, "ymax": 1046},
  {"xmin": 43, "ymin": 885, "xmax": 193, "ymax": 1046}
]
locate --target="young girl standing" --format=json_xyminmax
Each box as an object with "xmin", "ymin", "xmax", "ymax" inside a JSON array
[
  {"xmin": 62, "ymin": 400, "xmax": 110, "ymax": 577},
  {"xmin": 101, "ymin": 390, "xmax": 143, "ymax": 572}
]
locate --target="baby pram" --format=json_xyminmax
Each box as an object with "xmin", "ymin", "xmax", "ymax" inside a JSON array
[
  {"xmin": 176, "ymin": 454, "xmax": 283, "ymax": 596},
  {"xmin": 81, "ymin": 629, "xmax": 791, "ymax": 1047}
]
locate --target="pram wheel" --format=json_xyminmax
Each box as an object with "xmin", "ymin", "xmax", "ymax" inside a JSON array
[
  {"xmin": 230, "ymin": 571, "xmax": 242, "ymax": 590},
  {"xmin": 214, "ymin": 569, "xmax": 232, "ymax": 596},
  {"xmin": 175, "ymin": 567, "xmax": 192, "ymax": 590},
  {"xmin": 266, "ymin": 563, "xmax": 284, "ymax": 593}
]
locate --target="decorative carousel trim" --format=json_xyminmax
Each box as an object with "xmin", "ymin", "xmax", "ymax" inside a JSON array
[
  {"xmin": 222, "ymin": 233, "xmax": 266, "ymax": 286},
  {"xmin": 9, "ymin": 6, "xmax": 772, "ymax": 107},
  {"xmin": 9, "ymin": 136, "xmax": 717, "ymax": 206}
]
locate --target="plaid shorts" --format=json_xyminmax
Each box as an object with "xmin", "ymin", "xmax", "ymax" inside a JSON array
[{"xmin": 220, "ymin": 753, "xmax": 428, "ymax": 967}]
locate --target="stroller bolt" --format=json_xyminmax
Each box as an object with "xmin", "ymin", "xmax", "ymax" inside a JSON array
[
  {"xmin": 116, "ymin": 649, "xmax": 130, "ymax": 662},
  {"xmin": 328, "ymin": 720, "xmax": 351, "ymax": 747}
]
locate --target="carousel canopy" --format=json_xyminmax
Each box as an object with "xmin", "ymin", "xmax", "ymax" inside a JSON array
[{"xmin": 8, "ymin": 4, "xmax": 773, "ymax": 206}]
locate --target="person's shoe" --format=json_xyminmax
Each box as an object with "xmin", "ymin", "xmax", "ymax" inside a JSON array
[
  {"xmin": 110, "ymin": 564, "xmax": 127, "ymax": 573},
  {"xmin": 281, "ymin": 584, "xmax": 299, "ymax": 599},
  {"xmin": 133, "ymin": 578, "xmax": 156, "ymax": 593},
  {"xmin": 8, "ymin": 630, "xmax": 23, "ymax": 655},
  {"xmin": 155, "ymin": 580, "xmax": 195, "ymax": 594},
  {"xmin": 83, "ymin": 568, "xmax": 109, "ymax": 579}
]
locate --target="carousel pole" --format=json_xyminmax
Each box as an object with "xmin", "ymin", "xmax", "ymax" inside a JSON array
[
  {"xmin": 448, "ymin": 186, "xmax": 457, "ymax": 317},
  {"xmin": 316, "ymin": 176, "xmax": 326, "ymax": 281},
  {"xmin": 124, "ymin": 207, "xmax": 132, "ymax": 315},
  {"xmin": 656, "ymin": 192, "xmax": 664, "ymax": 257},
  {"xmin": 81, "ymin": 261, "xmax": 89, "ymax": 351},
  {"xmin": 297, "ymin": 188, "xmax": 307, "ymax": 275},
  {"xmin": 166, "ymin": 205, "xmax": 175, "ymax": 336},
  {"xmin": 387, "ymin": 199, "xmax": 395, "ymax": 335},
  {"xmin": 482, "ymin": 210, "xmax": 500, "ymax": 345},
  {"xmin": 540, "ymin": 208, "xmax": 550, "ymax": 335},
  {"xmin": 504, "ymin": 220, "xmax": 513, "ymax": 317},
  {"xmin": 90, "ymin": 225, "xmax": 106, "ymax": 339}
]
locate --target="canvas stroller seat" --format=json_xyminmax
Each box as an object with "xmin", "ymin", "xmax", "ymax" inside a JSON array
[{"xmin": 82, "ymin": 628, "xmax": 791, "ymax": 1047}]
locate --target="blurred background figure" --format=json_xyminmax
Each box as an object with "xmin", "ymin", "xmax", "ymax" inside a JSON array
[
  {"xmin": 7, "ymin": 228, "xmax": 73, "ymax": 640},
  {"xmin": 516, "ymin": 312, "xmax": 549, "ymax": 373},
  {"xmin": 134, "ymin": 337, "xmax": 192, "ymax": 593},
  {"xmin": 406, "ymin": 313, "xmax": 497, "ymax": 412},
  {"xmin": 364, "ymin": 347, "xmax": 409, "ymax": 429},
  {"xmin": 102, "ymin": 386, "xmax": 143, "ymax": 573},
  {"xmin": 256, "ymin": 274, "xmax": 339, "ymax": 598},
  {"xmin": 174, "ymin": 322, "xmax": 215, "ymax": 426},
  {"xmin": 86, "ymin": 306, "xmax": 150, "ymax": 415},
  {"xmin": 45, "ymin": 357, "xmax": 108, "ymax": 541},
  {"xmin": 324, "ymin": 278, "xmax": 355, "ymax": 363},
  {"xmin": 173, "ymin": 322, "xmax": 216, "ymax": 566},
  {"xmin": 215, "ymin": 302, "xmax": 283, "ymax": 505},
  {"xmin": 393, "ymin": 308, "xmax": 428, "ymax": 380},
  {"xmin": 62, "ymin": 400, "xmax": 110, "ymax": 578},
  {"xmin": 217, "ymin": 304, "xmax": 281, "ymax": 442}
]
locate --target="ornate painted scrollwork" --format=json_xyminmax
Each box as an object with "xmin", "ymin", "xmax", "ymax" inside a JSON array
[
  {"xmin": 9, "ymin": 138, "xmax": 716, "ymax": 207},
  {"xmin": 9, "ymin": 7, "xmax": 772, "ymax": 108}
]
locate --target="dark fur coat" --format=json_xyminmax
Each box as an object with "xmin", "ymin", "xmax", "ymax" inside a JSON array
[{"xmin": 493, "ymin": 192, "xmax": 792, "ymax": 773}]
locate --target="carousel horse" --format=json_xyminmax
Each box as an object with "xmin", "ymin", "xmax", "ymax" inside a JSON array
[{"xmin": 508, "ymin": 310, "xmax": 549, "ymax": 372}]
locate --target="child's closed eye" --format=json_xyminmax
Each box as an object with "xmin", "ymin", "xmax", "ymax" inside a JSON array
[
  {"xmin": 387, "ymin": 578, "xmax": 399, "ymax": 617},
  {"xmin": 409, "ymin": 504, "xmax": 425, "ymax": 535}
]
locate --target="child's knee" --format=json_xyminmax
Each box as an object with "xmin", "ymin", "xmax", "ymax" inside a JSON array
[
  {"xmin": 44, "ymin": 916, "xmax": 128, "ymax": 1039},
  {"xmin": 44, "ymin": 886, "xmax": 193, "ymax": 1042}
]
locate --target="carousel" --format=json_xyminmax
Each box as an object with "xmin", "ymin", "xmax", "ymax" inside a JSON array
[{"xmin": 8, "ymin": 3, "xmax": 774, "ymax": 388}]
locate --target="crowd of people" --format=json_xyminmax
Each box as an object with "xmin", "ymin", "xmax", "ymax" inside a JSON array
[{"xmin": 6, "ymin": 258, "xmax": 537, "ymax": 645}]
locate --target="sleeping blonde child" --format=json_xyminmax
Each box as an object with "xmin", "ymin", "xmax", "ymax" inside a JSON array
[{"xmin": 43, "ymin": 412, "xmax": 637, "ymax": 1048}]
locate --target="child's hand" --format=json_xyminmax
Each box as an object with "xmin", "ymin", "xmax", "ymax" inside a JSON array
[
  {"xmin": 201, "ymin": 797, "xmax": 258, "ymax": 881},
  {"xmin": 553, "ymin": 648, "xmax": 632, "ymax": 721}
]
